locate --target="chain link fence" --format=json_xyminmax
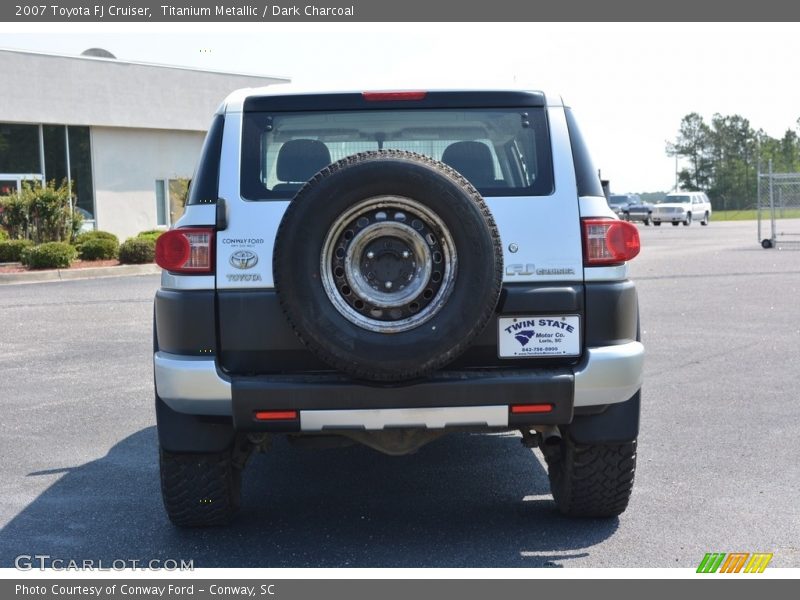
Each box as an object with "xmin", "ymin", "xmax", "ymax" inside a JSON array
[{"xmin": 757, "ymin": 161, "xmax": 800, "ymax": 248}]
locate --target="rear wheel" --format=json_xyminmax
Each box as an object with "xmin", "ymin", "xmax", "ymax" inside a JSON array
[
  {"xmin": 671, "ymin": 221, "xmax": 680, "ymax": 226},
  {"xmin": 653, "ymin": 221, "xmax": 661, "ymax": 227},
  {"xmin": 542, "ymin": 435, "xmax": 637, "ymax": 517},
  {"xmin": 643, "ymin": 214, "xmax": 652, "ymax": 226},
  {"xmin": 700, "ymin": 212, "xmax": 709, "ymax": 226},
  {"xmin": 683, "ymin": 213, "xmax": 692, "ymax": 226},
  {"xmin": 159, "ymin": 447, "xmax": 242, "ymax": 527}
]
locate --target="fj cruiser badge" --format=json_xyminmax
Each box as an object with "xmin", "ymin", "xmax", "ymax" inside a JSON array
[{"xmin": 229, "ymin": 250, "xmax": 258, "ymax": 270}]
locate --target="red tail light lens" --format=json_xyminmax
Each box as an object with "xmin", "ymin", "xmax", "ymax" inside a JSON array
[
  {"xmin": 362, "ymin": 91, "xmax": 427, "ymax": 102},
  {"xmin": 155, "ymin": 228, "xmax": 214, "ymax": 273},
  {"xmin": 254, "ymin": 410, "xmax": 298, "ymax": 421},
  {"xmin": 582, "ymin": 218, "xmax": 641, "ymax": 265},
  {"xmin": 511, "ymin": 404, "xmax": 554, "ymax": 414}
]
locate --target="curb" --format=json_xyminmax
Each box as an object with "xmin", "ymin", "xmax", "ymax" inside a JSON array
[{"xmin": 0, "ymin": 263, "xmax": 161, "ymax": 285}]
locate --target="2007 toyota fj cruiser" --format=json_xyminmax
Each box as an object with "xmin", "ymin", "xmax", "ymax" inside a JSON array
[{"xmin": 153, "ymin": 89, "xmax": 644, "ymax": 527}]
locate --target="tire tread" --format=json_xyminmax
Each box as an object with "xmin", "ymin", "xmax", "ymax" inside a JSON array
[
  {"xmin": 543, "ymin": 438, "xmax": 636, "ymax": 518},
  {"xmin": 159, "ymin": 448, "xmax": 241, "ymax": 527}
]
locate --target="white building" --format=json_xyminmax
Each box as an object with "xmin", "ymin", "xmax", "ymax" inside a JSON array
[{"xmin": 0, "ymin": 48, "xmax": 288, "ymax": 239}]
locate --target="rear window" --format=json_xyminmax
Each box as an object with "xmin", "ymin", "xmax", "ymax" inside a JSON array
[{"xmin": 240, "ymin": 108, "xmax": 553, "ymax": 200}]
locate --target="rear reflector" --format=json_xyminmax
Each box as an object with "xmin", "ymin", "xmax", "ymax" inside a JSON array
[
  {"xmin": 582, "ymin": 218, "xmax": 641, "ymax": 265},
  {"xmin": 362, "ymin": 91, "xmax": 427, "ymax": 102},
  {"xmin": 510, "ymin": 404, "xmax": 554, "ymax": 414},
  {"xmin": 155, "ymin": 228, "xmax": 214, "ymax": 273},
  {"xmin": 254, "ymin": 410, "xmax": 298, "ymax": 421}
]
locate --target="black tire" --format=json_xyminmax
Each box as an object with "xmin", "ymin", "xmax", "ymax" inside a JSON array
[
  {"xmin": 273, "ymin": 150, "xmax": 503, "ymax": 382},
  {"xmin": 653, "ymin": 221, "xmax": 661, "ymax": 227},
  {"xmin": 644, "ymin": 214, "xmax": 652, "ymax": 226},
  {"xmin": 762, "ymin": 238, "xmax": 773, "ymax": 249},
  {"xmin": 159, "ymin": 447, "xmax": 242, "ymax": 527},
  {"xmin": 542, "ymin": 435, "xmax": 637, "ymax": 518},
  {"xmin": 683, "ymin": 213, "xmax": 692, "ymax": 226},
  {"xmin": 671, "ymin": 221, "xmax": 680, "ymax": 226},
  {"xmin": 700, "ymin": 212, "xmax": 709, "ymax": 226}
]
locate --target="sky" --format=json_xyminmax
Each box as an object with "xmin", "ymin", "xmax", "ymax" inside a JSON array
[{"xmin": 3, "ymin": 22, "xmax": 800, "ymax": 193}]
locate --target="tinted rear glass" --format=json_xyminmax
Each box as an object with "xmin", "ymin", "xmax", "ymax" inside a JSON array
[
  {"xmin": 186, "ymin": 114, "xmax": 224, "ymax": 206},
  {"xmin": 564, "ymin": 108, "xmax": 604, "ymax": 198},
  {"xmin": 240, "ymin": 108, "xmax": 553, "ymax": 200}
]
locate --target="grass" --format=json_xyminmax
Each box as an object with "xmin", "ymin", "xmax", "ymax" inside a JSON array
[{"xmin": 710, "ymin": 209, "xmax": 800, "ymax": 221}]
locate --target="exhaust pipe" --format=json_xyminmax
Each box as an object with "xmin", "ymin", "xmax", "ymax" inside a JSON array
[
  {"xmin": 520, "ymin": 426, "xmax": 563, "ymax": 448},
  {"xmin": 537, "ymin": 426, "xmax": 562, "ymax": 447}
]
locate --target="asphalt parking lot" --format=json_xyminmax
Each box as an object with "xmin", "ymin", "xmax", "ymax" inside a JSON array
[{"xmin": 0, "ymin": 219, "xmax": 798, "ymax": 569}]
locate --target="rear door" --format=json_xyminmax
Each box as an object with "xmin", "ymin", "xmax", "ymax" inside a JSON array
[{"xmin": 213, "ymin": 91, "xmax": 584, "ymax": 374}]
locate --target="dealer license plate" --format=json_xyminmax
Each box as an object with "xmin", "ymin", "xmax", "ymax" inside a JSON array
[{"xmin": 497, "ymin": 315, "xmax": 581, "ymax": 358}]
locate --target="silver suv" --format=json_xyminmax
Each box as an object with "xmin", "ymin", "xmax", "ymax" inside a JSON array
[
  {"xmin": 652, "ymin": 191, "xmax": 712, "ymax": 226},
  {"xmin": 153, "ymin": 89, "xmax": 644, "ymax": 526}
]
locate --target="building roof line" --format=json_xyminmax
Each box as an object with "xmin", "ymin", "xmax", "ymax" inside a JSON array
[{"xmin": 0, "ymin": 46, "xmax": 291, "ymax": 82}]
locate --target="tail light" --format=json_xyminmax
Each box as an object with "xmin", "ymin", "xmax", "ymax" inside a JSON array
[
  {"xmin": 582, "ymin": 218, "xmax": 641, "ymax": 265},
  {"xmin": 511, "ymin": 404, "xmax": 554, "ymax": 414},
  {"xmin": 362, "ymin": 91, "xmax": 427, "ymax": 102},
  {"xmin": 254, "ymin": 410, "xmax": 298, "ymax": 421},
  {"xmin": 155, "ymin": 228, "xmax": 215, "ymax": 273}
]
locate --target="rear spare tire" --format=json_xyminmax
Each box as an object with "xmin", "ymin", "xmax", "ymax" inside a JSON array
[{"xmin": 273, "ymin": 150, "xmax": 503, "ymax": 382}]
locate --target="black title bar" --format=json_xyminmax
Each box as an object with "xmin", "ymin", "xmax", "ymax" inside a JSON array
[{"xmin": 3, "ymin": 0, "xmax": 800, "ymax": 22}]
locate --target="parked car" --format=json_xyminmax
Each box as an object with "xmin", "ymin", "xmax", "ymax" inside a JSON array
[
  {"xmin": 626, "ymin": 198, "xmax": 655, "ymax": 225},
  {"xmin": 608, "ymin": 194, "xmax": 639, "ymax": 220},
  {"xmin": 652, "ymin": 191, "xmax": 712, "ymax": 226},
  {"xmin": 152, "ymin": 88, "xmax": 644, "ymax": 526}
]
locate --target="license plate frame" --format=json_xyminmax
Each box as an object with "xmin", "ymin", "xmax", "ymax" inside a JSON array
[{"xmin": 497, "ymin": 315, "xmax": 581, "ymax": 359}]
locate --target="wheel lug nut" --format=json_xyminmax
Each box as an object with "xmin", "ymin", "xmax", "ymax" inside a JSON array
[
  {"xmin": 402, "ymin": 251, "xmax": 410, "ymax": 259},
  {"xmin": 366, "ymin": 251, "xmax": 375, "ymax": 259},
  {"xmin": 385, "ymin": 281, "xmax": 393, "ymax": 290}
]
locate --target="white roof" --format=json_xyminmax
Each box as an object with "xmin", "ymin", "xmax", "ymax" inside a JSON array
[{"xmin": 0, "ymin": 48, "xmax": 289, "ymax": 131}]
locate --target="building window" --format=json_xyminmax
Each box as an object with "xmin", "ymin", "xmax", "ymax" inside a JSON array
[
  {"xmin": 43, "ymin": 125, "xmax": 67, "ymax": 183},
  {"xmin": 0, "ymin": 122, "xmax": 95, "ymax": 220},
  {"xmin": 156, "ymin": 178, "xmax": 189, "ymax": 227},
  {"xmin": 68, "ymin": 126, "xmax": 94, "ymax": 220},
  {"xmin": 156, "ymin": 180, "xmax": 167, "ymax": 226},
  {"xmin": 0, "ymin": 123, "xmax": 41, "ymax": 174}
]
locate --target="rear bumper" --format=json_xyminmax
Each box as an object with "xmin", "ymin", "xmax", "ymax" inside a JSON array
[{"xmin": 154, "ymin": 340, "xmax": 643, "ymax": 431}]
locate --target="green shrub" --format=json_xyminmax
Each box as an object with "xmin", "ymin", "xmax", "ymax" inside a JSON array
[
  {"xmin": 119, "ymin": 237, "xmax": 155, "ymax": 264},
  {"xmin": 21, "ymin": 242, "xmax": 77, "ymax": 269},
  {"xmin": 136, "ymin": 229, "xmax": 165, "ymax": 242},
  {"xmin": 0, "ymin": 180, "xmax": 80, "ymax": 243},
  {"xmin": 75, "ymin": 230, "xmax": 119, "ymax": 248},
  {"xmin": 0, "ymin": 239, "xmax": 35, "ymax": 262},
  {"xmin": 0, "ymin": 193, "xmax": 30, "ymax": 240},
  {"xmin": 78, "ymin": 238, "xmax": 119, "ymax": 261},
  {"xmin": 0, "ymin": 228, "xmax": 8, "ymax": 242}
]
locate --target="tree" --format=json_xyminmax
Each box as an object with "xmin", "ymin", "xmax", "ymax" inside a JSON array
[
  {"xmin": 665, "ymin": 112, "xmax": 800, "ymax": 210},
  {"xmin": 666, "ymin": 113, "xmax": 712, "ymax": 191},
  {"xmin": 706, "ymin": 114, "xmax": 757, "ymax": 210}
]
